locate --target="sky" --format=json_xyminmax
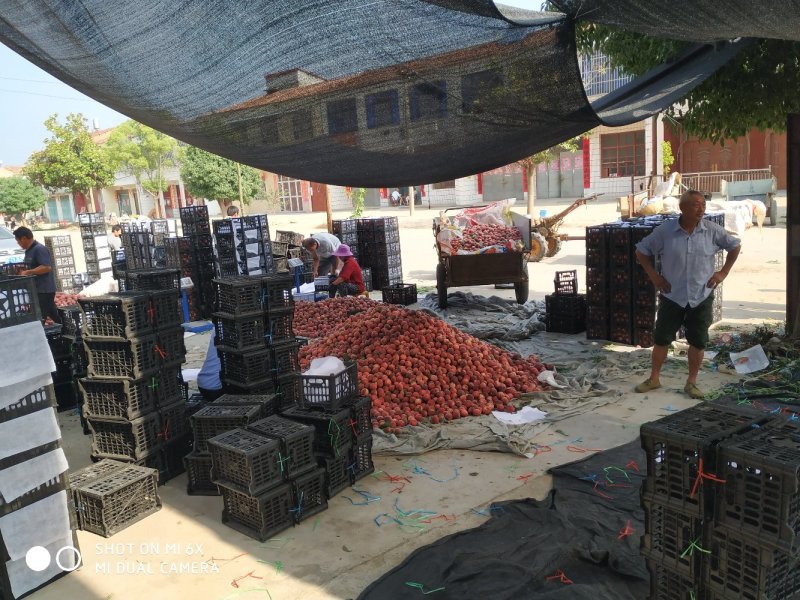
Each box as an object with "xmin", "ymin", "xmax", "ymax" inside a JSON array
[{"xmin": 0, "ymin": 0, "xmax": 542, "ymax": 168}]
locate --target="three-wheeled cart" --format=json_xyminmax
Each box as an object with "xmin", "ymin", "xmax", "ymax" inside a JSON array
[{"xmin": 433, "ymin": 208, "xmax": 531, "ymax": 309}]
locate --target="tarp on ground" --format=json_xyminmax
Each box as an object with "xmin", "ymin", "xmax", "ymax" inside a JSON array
[
  {"xmin": 0, "ymin": 1, "xmax": 748, "ymax": 186},
  {"xmin": 359, "ymin": 440, "xmax": 650, "ymax": 600}
]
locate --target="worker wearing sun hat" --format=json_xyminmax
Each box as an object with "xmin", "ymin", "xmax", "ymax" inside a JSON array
[{"xmin": 328, "ymin": 244, "xmax": 365, "ymax": 297}]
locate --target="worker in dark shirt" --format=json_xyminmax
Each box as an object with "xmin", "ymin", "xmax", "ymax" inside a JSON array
[
  {"xmin": 13, "ymin": 226, "xmax": 60, "ymax": 323},
  {"xmin": 328, "ymin": 244, "xmax": 365, "ymax": 297}
]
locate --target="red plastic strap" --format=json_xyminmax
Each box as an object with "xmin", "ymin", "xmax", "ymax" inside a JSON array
[
  {"xmin": 231, "ymin": 571, "xmax": 263, "ymax": 588},
  {"xmin": 690, "ymin": 458, "xmax": 726, "ymax": 499},
  {"xmin": 617, "ymin": 519, "xmax": 636, "ymax": 540},
  {"xmin": 154, "ymin": 344, "xmax": 167, "ymax": 359},
  {"xmin": 625, "ymin": 460, "xmax": 640, "ymax": 473},
  {"xmin": 546, "ymin": 569, "xmax": 573, "ymax": 585},
  {"xmin": 157, "ymin": 418, "xmax": 170, "ymax": 441}
]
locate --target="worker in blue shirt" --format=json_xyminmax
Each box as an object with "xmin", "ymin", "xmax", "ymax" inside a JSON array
[
  {"xmin": 197, "ymin": 334, "xmax": 223, "ymax": 400},
  {"xmin": 634, "ymin": 190, "xmax": 741, "ymax": 399},
  {"xmin": 14, "ymin": 226, "xmax": 60, "ymax": 323}
]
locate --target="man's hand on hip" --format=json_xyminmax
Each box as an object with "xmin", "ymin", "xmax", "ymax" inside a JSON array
[
  {"xmin": 707, "ymin": 271, "xmax": 727, "ymax": 288},
  {"xmin": 650, "ymin": 274, "xmax": 671, "ymax": 294}
]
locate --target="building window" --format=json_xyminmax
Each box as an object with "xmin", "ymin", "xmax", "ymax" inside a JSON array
[
  {"xmin": 259, "ymin": 116, "xmax": 280, "ymax": 143},
  {"xmin": 579, "ymin": 51, "xmax": 632, "ymax": 97},
  {"xmin": 600, "ymin": 131, "xmax": 645, "ymax": 177},
  {"xmin": 410, "ymin": 81, "xmax": 447, "ymax": 121},
  {"xmin": 117, "ymin": 189, "xmax": 132, "ymax": 215},
  {"xmin": 366, "ymin": 90, "xmax": 400, "ymax": 129},
  {"xmin": 461, "ymin": 69, "xmax": 502, "ymax": 114},
  {"xmin": 326, "ymin": 98, "xmax": 358, "ymax": 134},
  {"xmin": 432, "ymin": 180, "xmax": 455, "ymax": 190},
  {"xmin": 277, "ymin": 175, "xmax": 304, "ymax": 212},
  {"xmin": 291, "ymin": 109, "xmax": 314, "ymax": 141}
]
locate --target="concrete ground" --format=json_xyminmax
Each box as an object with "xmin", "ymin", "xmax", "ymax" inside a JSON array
[{"xmin": 32, "ymin": 195, "xmax": 787, "ymax": 600}]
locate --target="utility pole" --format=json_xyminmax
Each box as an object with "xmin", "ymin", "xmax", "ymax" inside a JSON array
[
  {"xmin": 236, "ymin": 162, "xmax": 244, "ymax": 215},
  {"xmin": 787, "ymin": 114, "xmax": 800, "ymax": 336},
  {"xmin": 409, "ymin": 185, "xmax": 415, "ymax": 216}
]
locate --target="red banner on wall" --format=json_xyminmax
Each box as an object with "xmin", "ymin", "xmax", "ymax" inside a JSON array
[{"xmin": 582, "ymin": 138, "xmax": 591, "ymax": 189}]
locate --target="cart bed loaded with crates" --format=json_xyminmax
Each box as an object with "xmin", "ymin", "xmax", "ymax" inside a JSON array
[{"xmin": 433, "ymin": 200, "xmax": 531, "ymax": 308}]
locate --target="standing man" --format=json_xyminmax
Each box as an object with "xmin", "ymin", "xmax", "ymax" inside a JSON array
[
  {"xmin": 108, "ymin": 224, "xmax": 123, "ymax": 252},
  {"xmin": 13, "ymin": 226, "xmax": 60, "ymax": 323},
  {"xmin": 302, "ymin": 232, "xmax": 341, "ymax": 277},
  {"xmin": 634, "ymin": 190, "xmax": 741, "ymax": 399}
]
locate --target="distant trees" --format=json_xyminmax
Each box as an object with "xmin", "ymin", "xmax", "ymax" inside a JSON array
[{"xmin": 180, "ymin": 146, "xmax": 262, "ymax": 214}]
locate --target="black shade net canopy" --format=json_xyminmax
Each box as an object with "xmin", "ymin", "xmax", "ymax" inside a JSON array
[{"xmin": 0, "ymin": 0, "xmax": 771, "ymax": 186}]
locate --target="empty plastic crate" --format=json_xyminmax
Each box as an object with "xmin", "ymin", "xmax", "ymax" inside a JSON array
[
  {"xmin": 125, "ymin": 268, "xmax": 181, "ymax": 292},
  {"xmin": 0, "ymin": 275, "xmax": 41, "ymax": 328},
  {"xmin": 89, "ymin": 412, "xmax": 163, "ymax": 461},
  {"xmin": 381, "ymin": 283, "xmax": 417, "ymax": 305},
  {"xmin": 214, "ymin": 312, "xmax": 266, "ymax": 350},
  {"xmin": 79, "ymin": 293, "xmax": 154, "ymax": 339},
  {"xmin": 208, "ymin": 428, "xmax": 283, "ymax": 495},
  {"xmin": 318, "ymin": 451, "xmax": 351, "ymax": 498},
  {"xmin": 344, "ymin": 396, "xmax": 372, "ymax": 438},
  {"xmin": 219, "ymin": 348, "xmax": 273, "ymax": 387},
  {"xmin": 641, "ymin": 403, "xmax": 768, "ymax": 516},
  {"xmin": 73, "ymin": 464, "xmax": 161, "ymax": 537},
  {"xmin": 68, "ymin": 460, "xmax": 128, "ymax": 527},
  {"xmin": 191, "ymin": 404, "xmax": 264, "ymax": 453},
  {"xmin": 298, "ymin": 361, "xmax": 358, "ymax": 411},
  {"xmin": 641, "ymin": 500, "xmax": 705, "ymax": 577},
  {"xmin": 220, "ymin": 483, "xmax": 295, "ymax": 541},
  {"xmin": 275, "ymin": 230, "xmax": 304, "ymax": 246},
  {"xmin": 646, "ymin": 560, "xmax": 702, "ymax": 600},
  {"xmin": 79, "ymin": 377, "xmax": 158, "ymax": 421},
  {"xmin": 212, "ymin": 393, "xmax": 280, "ymax": 418},
  {"xmin": 246, "ymin": 416, "xmax": 315, "ymax": 480},
  {"xmin": 262, "ymin": 273, "xmax": 294, "ymax": 312},
  {"xmin": 715, "ymin": 420, "xmax": 800, "ymax": 553},
  {"xmin": 85, "ymin": 336, "xmax": 159, "ymax": 379},
  {"xmin": 290, "ymin": 467, "xmax": 327, "ymax": 523},
  {"xmin": 184, "ymin": 451, "xmax": 219, "ymax": 496},
  {"xmin": 282, "ymin": 405, "xmax": 352, "ymax": 457},
  {"xmin": 349, "ymin": 433, "xmax": 374, "ymax": 483},
  {"xmin": 214, "ymin": 277, "xmax": 263, "ymax": 315},
  {"xmin": 553, "ymin": 270, "xmax": 578, "ymax": 295},
  {"xmin": 159, "ymin": 400, "xmax": 190, "ymax": 443},
  {"xmin": 270, "ymin": 340, "xmax": 301, "ymax": 379}
]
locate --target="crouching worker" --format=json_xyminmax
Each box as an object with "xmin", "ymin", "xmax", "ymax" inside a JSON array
[{"xmin": 328, "ymin": 244, "xmax": 365, "ymax": 298}]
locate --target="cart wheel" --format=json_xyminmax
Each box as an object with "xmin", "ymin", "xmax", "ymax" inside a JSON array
[
  {"xmin": 770, "ymin": 198, "xmax": 779, "ymax": 226},
  {"xmin": 528, "ymin": 231, "xmax": 547, "ymax": 262},
  {"xmin": 514, "ymin": 280, "xmax": 529, "ymax": 304},
  {"xmin": 436, "ymin": 263, "xmax": 448, "ymax": 309},
  {"xmin": 545, "ymin": 236, "xmax": 562, "ymax": 258}
]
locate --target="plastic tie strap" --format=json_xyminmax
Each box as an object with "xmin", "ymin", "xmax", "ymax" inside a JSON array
[
  {"xmin": 148, "ymin": 376, "xmax": 159, "ymax": 391},
  {"xmin": 404, "ymin": 582, "xmax": 445, "ymax": 594},
  {"xmin": 680, "ymin": 537, "xmax": 711, "ymax": 558},
  {"xmin": 342, "ymin": 488, "xmax": 381, "ymax": 506},
  {"xmin": 328, "ymin": 419, "xmax": 342, "ymax": 456},
  {"xmin": 289, "ymin": 491, "xmax": 304, "ymax": 518},
  {"xmin": 154, "ymin": 344, "xmax": 167, "ymax": 359},
  {"xmin": 231, "ymin": 571, "xmax": 263, "ymax": 588},
  {"xmin": 690, "ymin": 458, "xmax": 726, "ymax": 499},
  {"xmin": 545, "ymin": 569, "xmax": 573, "ymax": 585},
  {"xmin": 617, "ymin": 519, "xmax": 635, "ymax": 540},
  {"xmin": 157, "ymin": 418, "xmax": 171, "ymax": 441},
  {"xmin": 276, "ymin": 453, "xmax": 290, "ymax": 474}
]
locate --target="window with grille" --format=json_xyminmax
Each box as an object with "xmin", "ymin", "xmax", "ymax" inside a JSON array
[
  {"xmin": 410, "ymin": 81, "xmax": 447, "ymax": 121},
  {"xmin": 326, "ymin": 98, "xmax": 358, "ymax": 134},
  {"xmin": 366, "ymin": 90, "xmax": 399, "ymax": 128},
  {"xmin": 600, "ymin": 131, "xmax": 645, "ymax": 177},
  {"xmin": 461, "ymin": 69, "xmax": 502, "ymax": 114},
  {"xmin": 277, "ymin": 175, "xmax": 304, "ymax": 212}
]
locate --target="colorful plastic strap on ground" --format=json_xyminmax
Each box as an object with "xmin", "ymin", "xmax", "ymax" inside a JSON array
[
  {"xmin": 567, "ymin": 445, "xmax": 603, "ymax": 453},
  {"xmin": 407, "ymin": 459, "xmax": 460, "ymax": 483},
  {"xmin": 259, "ymin": 538, "xmax": 293, "ymax": 550},
  {"xmin": 207, "ymin": 552, "xmax": 246, "ymax": 566},
  {"xmin": 625, "ymin": 460, "xmax": 640, "ymax": 473},
  {"xmin": 617, "ymin": 520, "xmax": 636, "ymax": 540},
  {"xmin": 531, "ymin": 444, "xmax": 552, "ymax": 457},
  {"xmin": 516, "ymin": 472, "xmax": 535, "ymax": 484},
  {"xmin": 256, "ymin": 559, "xmax": 283, "ymax": 573},
  {"xmin": 545, "ymin": 569, "xmax": 573, "ymax": 585},
  {"xmin": 231, "ymin": 571, "xmax": 263, "ymax": 588},
  {"xmin": 342, "ymin": 488, "xmax": 381, "ymax": 505},
  {"xmin": 689, "ymin": 458, "xmax": 726, "ymax": 499},
  {"xmin": 404, "ymin": 581, "xmax": 446, "ymax": 594},
  {"xmin": 680, "ymin": 537, "xmax": 711, "ymax": 559}
]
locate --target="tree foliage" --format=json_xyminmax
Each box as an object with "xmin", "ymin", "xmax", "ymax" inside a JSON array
[
  {"xmin": 0, "ymin": 177, "xmax": 48, "ymax": 215},
  {"xmin": 105, "ymin": 120, "xmax": 180, "ymax": 197},
  {"xmin": 180, "ymin": 146, "xmax": 262, "ymax": 208},
  {"xmin": 662, "ymin": 141, "xmax": 675, "ymax": 175},
  {"xmin": 23, "ymin": 113, "xmax": 115, "ymax": 194},
  {"xmin": 576, "ymin": 25, "xmax": 800, "ymax": 141}
]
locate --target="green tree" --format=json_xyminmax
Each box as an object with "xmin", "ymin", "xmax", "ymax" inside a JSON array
[
  {"xmin": 23, "ymin": 113, "xmax": 115, "ymax": 209},
  {"xmin": 105, "ymin": 120, "xmax": 181, "ymax": 217},
  {"xmin": 348, "ymin": 187, "xmax": 366, "ymax": 218},
  {"xmin": 0, "ymin": 177, "xmax": 48, "ymax": 218},
  {"xmin": 517, "ymin": 138, "xmax": 582, "ymax": 215},
  {"xmin": 180, "ymin": 146, "xmax": 262, "ymax": 213},
  {"xmin": 576, "ymin": 26, "xmax": 800, "ymax": 142},
  {"xmin": 662, "ymin": 141, "xmax": 675, "ymax": 175}
]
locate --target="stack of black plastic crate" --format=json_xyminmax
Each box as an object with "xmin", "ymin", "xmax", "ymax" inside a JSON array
[
  {"xmin": 215, "ymin": 215, "xmax": 275, "ymax": 278},
  {"xmin": 57, "ymin": 305, "xmax": 90, "ymax": 432},
  {"xmin": 79, "ymin": 212, "xmax": 112, "ymax": 283},
  {"xmin": 45, "ymin": 323, "xmax": 80, "ymax": 410},
  {"xmin": 208, "ymin": 414, "xmax": 326, "ymax": 541},
  {"xmin": 78, "ymin": 290, "xmax": 188, "ymax": 484},
  {"xmin": 178, "ymin": 206, "xmax": 216, "ymax": 317},
  {"xmin": 640, "ymin": 403, "xmax": 800, "ymax": 599},
  {"xmin": 282, "ymin": 361, "xmax": 374, "ymax": 498},
  {"xmin": 545, "ymin": 270, "xmax": 586, "ymax": 334},
  {"xmin": 44, "ymin": 235, "xmax": 79, "ymax": 293},
  {"xmin": 213, "ymin": 274, "xmax": 302, "ymax": 401},
  {"xmin": 0, "ymin": 274, "xmax": 81, "ymax": 597},
  {"xmin": 356, "ymin": 217, "xmax": 401, "ymax": 290},
  {"xmin": 333, "ymin": 217, "xmax": 373, "ymax": 291},
  {"xmin": 585, "ymin": 214, "xmax": 725, "ymax": 346}
]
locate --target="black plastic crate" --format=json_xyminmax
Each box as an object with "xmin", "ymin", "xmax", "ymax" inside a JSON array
[
  {"xmin": 44, "ymin": 234, "xmax": 73, "ymax": 248},
  {"xmin": 641, "ymin": 404, "xmax": 769, "ymax": 516},
  {"xmin": 290, "ymin": 467, "xmax": 327, "ymax": 523},
  {"xmin": 151, "ymin": 289, "xmax": 182, "ymax": 330},
  {"xmin": 214, "ymin": 312, "xmax": 265, "ymax": 350},
  {"xmin": 349, "ymin": 433, "xmax": 374, "ymax": 483},
  {"xmin": 125, "ymin": 268, "xmax": 181, "ymax": 292},
  {"xmin": 271, "ymin": 240, "xmax": 289, "ymax": 257},
  {"xmin": 191, "ymin": 404, "xmax": 264, "ymax": 453},
  {"xmin": 553, "ymin": 270, "xmax": 578, "ymax": 295},
  {"xmin": 85, "ymin": 335, "xmax": 159, "ymax": 379},
  {"xmin": 153, "ymin": 368, "xmax": 185, "ymax": 407},
  {"xmin": 344, "ymin": 396, "xmax": 372, "ymax": 438},
  {"xmin": 265, "ymin": 307, "xmax": 294, "ymax": 344},
  {"xmin": 0, "ymin": 274, "xmax": 40, "ymax": 328},
  {"xmin": 155, "ymin": 327, "xmax": 186, "ymax": 369},
  {"xmin": 545, "ymin": 293, "xmax": 586, "ymax": 318},
  {"xmin": 212, "ymin": 393, "xmax": 280, "ymax": 418},
  {"xmin": 68, "ymin": 459, "xmax": 129, "ymax": 521},
  {"xmin": 89, "ymin": 412, "xmax": 163, "ymax": 461},
  {"xmin": 150, "ymin": 434, "xmax": 191, "ymax": 485},
  {"xmin": 159, "ymin": 400, "xmax": 190, "ymax": 444},
  {"xmin": 0, "ymin": 385, "xmax": 55, "ymax": 423},
  {"xmin": 186, "ymin": 393, "xmax": 207, "ymax": 416},
  {"xmin": 318, "ymin": 451, "xmax": 351, "ymax": 498},
  {"xmin": 331, "ymin": 219, "xmax": 358, "ymax": 235},
  {"xmin": 275, "ymin": 374, "xmax": 302, "ymax": 409},
  {"xmin": 182, "ymin": 218, "xmax": 211, "ymax": 236},
  {"xmin": 715, "ymin": 420, "xmax": 800, "ymax": 553},
  {"xmin": 585, "ymin": 304, "xmax": 609, "ymax": 340},
  {"xmin": 546, "ymin": 314, "xmax": 586, "ymax": 335},
  {"xmin": 214, "ymin": 277, "xmax": 263, "ymax": 316},
  {"xmin": 219, "ymin": 348, "xmax": 273, "ymax": 387},
  {"xmin": 381, "ymin": 283, "xmax": 417, "ymax": 305},
  {"xmin": 641, "ymin": 500, "xmax": 704, "ymax": 578},
  {"xmin": 54, "ymin": 380, "xmax": 79, "ymax": 410},
  {"xmin": 362, "ymin": 267, "xmax": 373, "ymax": 292},
  {"xmin": 208, "ymin": 428, "xmax": 283, "ymax": 495},
  {"xmin": 262, "ymin": 273, "xmax": 294, "ymax": 312},
  {"xmin": 79, "ymin": 293, "xmax": 153, "ymax": 339},
  {"xmin": 246, "ymin": 415, "xmax": 316, "ymax": 480},
  {"xmin": 184, "ymin": 451, "xmax": 219, "ymax": 495},
  {"xmin": 275, "ymin": 230, "xmax": 304, "ymax": 246},
  {"xmin": 633, "ymin": 326, "xmax": 655, "ymax": 348},
  {"xmin": 706, "ymin": 525, "xmax": 800, "ymax": 600},
  {"xmin": 282, "ymin": 405, "xmax": 352, "ymax": 456},
  {"xmin": 220, "ymin": 482, "xmax": 294, "ymax": 542},
  {"xmin": 645, "ymin": 560, "xmax": 702, "ymax": 600},
  {"xmin": 79, "ymin": 377, "xmax": 158, "ymax": 421},
  {"xmin": 73, "ymin": 464, "xmax": 161, "ymax": 537},
  {"xmin": 298, "ymin": 361, "xmax": 358, "ymax": 411},
  {"xmin": 179, "ymin": 205, "xmax": 209, "ymax": 223},
  {"xmin": 269, "ymin": 340, "xmax": 301, "ymax": 379}
]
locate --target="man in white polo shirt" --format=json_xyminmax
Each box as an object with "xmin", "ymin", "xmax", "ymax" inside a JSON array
[{"xmin": 301, "ymin": 232, "xmax": 341, "ymax": 277}]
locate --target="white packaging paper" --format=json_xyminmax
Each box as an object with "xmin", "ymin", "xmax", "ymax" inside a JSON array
[
  {"xmin": 0, "ymin": 449, "xmax": 68, "ymax": 504},
  {"xmin": 729, "ymin": 344, "xmax": 770, "ymax": 374},
  {"xmin": 0, "ymin": 322, "xmax": 56, "ymax": 391},
  {"xmin": 0, "ymin": 409, "xmax": 61, "ymax": 461},
  {"xmin": 0, "ymin": 490, "xmax": 71, "ymax": 561},
  {"xmin": 492, "ymin": 406, "xmax": 548, "ymax": 425}
]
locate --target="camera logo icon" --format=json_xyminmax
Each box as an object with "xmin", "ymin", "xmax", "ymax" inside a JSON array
[{"xmin": 25, "ymin": 545, "xmax": 82, "ymax": 572}]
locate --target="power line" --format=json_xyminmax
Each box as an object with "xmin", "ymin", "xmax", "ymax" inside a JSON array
[
  {"xmin": 0, "ymin": 87, "xmax": 95, "ymax": 102},
  {"xmin": 0, "ymin": 75, "xmax": 64, "ymax": 84}
]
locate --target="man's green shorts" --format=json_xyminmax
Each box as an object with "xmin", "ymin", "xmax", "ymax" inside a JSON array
[{"xmin": 653, "ymin": 294, "xmax": 714, "ymax": 349}]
